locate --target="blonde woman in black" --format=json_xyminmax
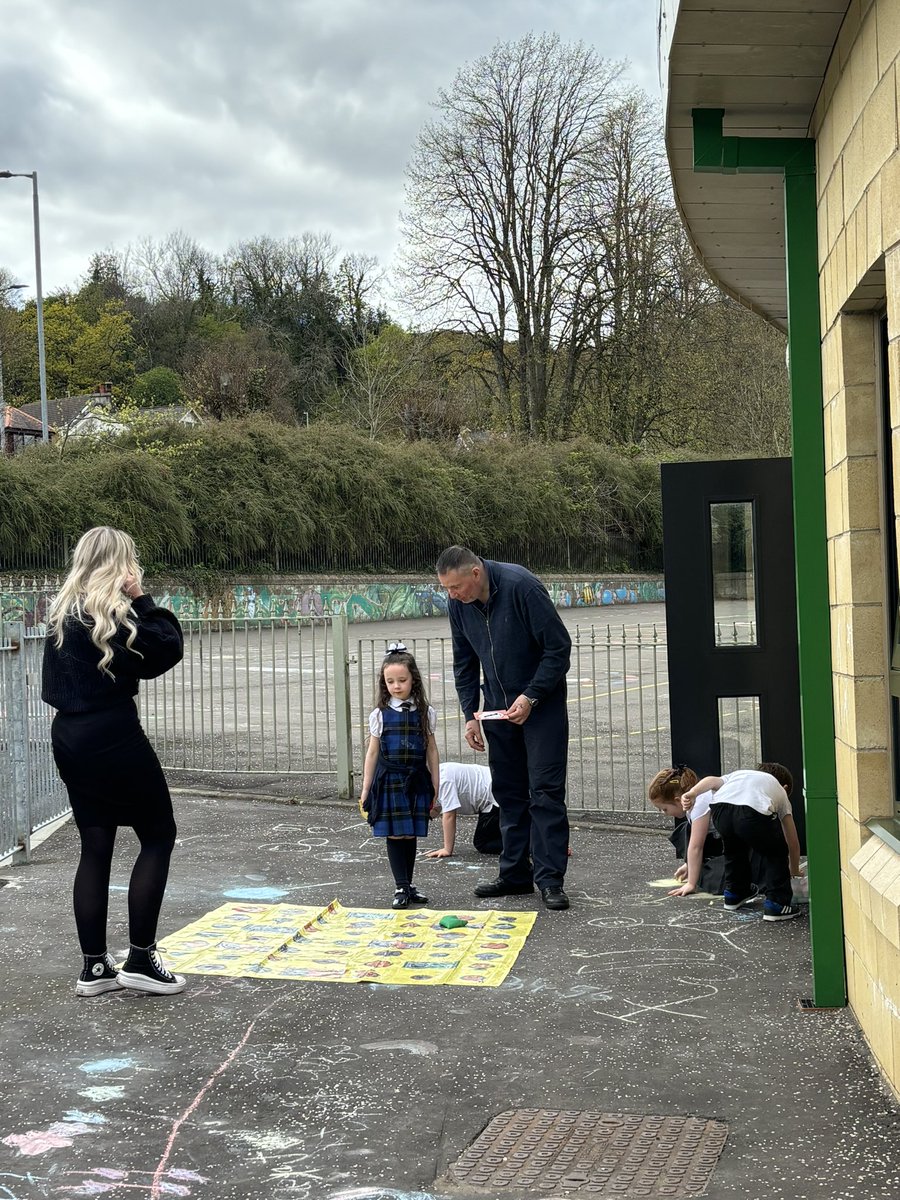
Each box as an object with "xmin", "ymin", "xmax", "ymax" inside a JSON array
[{"xmin": 42, "ymin": 527, "xmax": 186, "ymax": 996}]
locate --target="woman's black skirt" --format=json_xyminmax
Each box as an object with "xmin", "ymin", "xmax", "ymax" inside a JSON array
[{"xmin": 51, "ymin": 702, "xmax": 174, "ymax": 829}]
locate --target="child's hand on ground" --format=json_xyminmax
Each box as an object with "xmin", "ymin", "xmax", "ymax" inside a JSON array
[
  {"xmin": 674, "ymin": 863, "xmax": 688, "ymax": 882},
  {"xmin": 422, "ymin": 847, "xmax": 452, "ymax": 859},
  {"xmin": 668, "ymin": 882, "xmax": 696, "ymax": 897}
]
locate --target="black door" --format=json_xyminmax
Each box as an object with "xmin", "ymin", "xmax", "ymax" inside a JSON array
[{"xmin": 661, "ymin": 457, "xmax": 805, "ymax": 848}]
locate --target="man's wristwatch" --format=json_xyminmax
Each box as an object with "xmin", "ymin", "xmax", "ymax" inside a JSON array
[{"xmin": 525, "ymin": 696, "xmax": 539, "ymax": 708}]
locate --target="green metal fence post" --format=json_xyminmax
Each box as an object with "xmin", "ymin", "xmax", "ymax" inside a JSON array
[
  {"xmin": 9, "ymin": 624, "xmax": 33, "ymax": 864},
  {"xmin": 332, "ymin": 613, "xmax": 354, "ymax": 801}
]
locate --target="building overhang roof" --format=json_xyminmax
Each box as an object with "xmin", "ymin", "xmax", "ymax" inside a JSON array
[{"xmin": 659, "ymin": 0, "xmax": 850, "ymax": 329}]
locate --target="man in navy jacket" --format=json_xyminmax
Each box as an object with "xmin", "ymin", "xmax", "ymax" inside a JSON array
[{"xmin": 436, "ymin": 545, "xmax": 572, "ymax": 910}]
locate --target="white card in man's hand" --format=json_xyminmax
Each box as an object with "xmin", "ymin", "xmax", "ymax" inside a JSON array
[{"xmin": 475, "ymin": 709, "xmax": 508, "ymax": 720}]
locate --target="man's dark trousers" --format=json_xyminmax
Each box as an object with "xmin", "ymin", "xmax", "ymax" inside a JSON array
[
  {"xmin": 710, "ymin": 802, "xmax": 792, "ymax": 906},
  {"xmin": 483, "ymin": 699, "xmax": 569, "ymax": 889}
]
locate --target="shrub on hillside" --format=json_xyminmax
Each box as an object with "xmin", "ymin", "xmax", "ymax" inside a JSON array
[{"xmin": 0, "ymin": 420, "xmax": 663, "ymax": 574}]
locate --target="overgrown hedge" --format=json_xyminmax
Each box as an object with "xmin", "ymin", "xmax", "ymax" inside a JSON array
[{"xmin": 0, "ymin": 419, "xmax": 663, "ymax": 575}]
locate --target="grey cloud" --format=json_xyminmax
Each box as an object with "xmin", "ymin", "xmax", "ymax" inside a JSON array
[{"xmin": 0, "ymin": 0, "xmax": 659, "ymax": 294}]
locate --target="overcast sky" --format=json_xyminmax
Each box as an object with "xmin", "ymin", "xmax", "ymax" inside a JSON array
[{"xmin": 0, "ymin": 0, "xmax": 660, "ymax": 302}]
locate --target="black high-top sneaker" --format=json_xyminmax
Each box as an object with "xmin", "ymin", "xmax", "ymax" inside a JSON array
[
  {"xmin": 76, "ymin": 952, "xmax": 122, "ymax": 997},
  {"xmin": 117, "ymin": 944, "xmax": 186, "ymax": 995}
]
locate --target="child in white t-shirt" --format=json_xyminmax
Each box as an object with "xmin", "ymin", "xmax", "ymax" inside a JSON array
[
  {"xmin": 681, "ymin": 763, "xmax": 802, "ymax": 921},
  {"xmin": 421, "ymin": 762, "xmax": 502, "ymax": 858},
  {"xmin": 648, "ymin": 766, "xmax": 724, "ymax": 896}
]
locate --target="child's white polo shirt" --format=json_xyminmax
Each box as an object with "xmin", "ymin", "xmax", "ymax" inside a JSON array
[
  {"xmin": 438, "ymin": 762, "xmax": 497, "ymax": 815},
  {"xmin": 687, "ymin": 790, "xmax": 714, "ymax": 824},
  {"xmin": 717, "ymin": 769, "xmax": 791, "ymax": 817}
]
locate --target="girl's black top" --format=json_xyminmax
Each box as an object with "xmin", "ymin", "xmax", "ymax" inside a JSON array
[{"xmin": 41, "ymin": 594, "xmax": 184, "ymax": 714}]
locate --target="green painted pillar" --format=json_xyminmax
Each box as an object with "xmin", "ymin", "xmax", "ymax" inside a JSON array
[
  {"xmin": 691, "ymin": 109, "xmax": 846, "ymax": 1006},
  {"xmin": 783, "ymin": 165, "xmax": 845, "ymax": 1006}
]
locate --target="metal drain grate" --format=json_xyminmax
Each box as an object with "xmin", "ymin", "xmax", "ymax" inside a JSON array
[{"xmin": 450, "ymin": 1108, "xmax": 728, "ymax": 1196}]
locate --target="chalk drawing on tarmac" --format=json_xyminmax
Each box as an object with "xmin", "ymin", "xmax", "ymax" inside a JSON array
[
  {"xmin": 359, "ymin": 1041, "xmax": 438, "ymax": 1056},
  {"xmin": 2, "ymin": 1117, "xmax": 98, "ymax": 1157},
  {"xmin": 0, "ymin": 1175, "xmax": 51, "ymax": 1200},
  {"xmin": 327, "ymin": 1191, "xmax": 441, "ymax": 1200}
]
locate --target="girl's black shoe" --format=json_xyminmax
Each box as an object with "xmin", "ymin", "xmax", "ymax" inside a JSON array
[
  {"xmin": 407, "ymin": 886, "xmax": 429, "ymax": 905},
  {"xmin": 392, "ymin": 888, "xmax": 410, "ymax": 909},
  {"xmin": 117, "ymin": 944, "xmax": 186, "ymax": 995},
  {"xmin": 76, "ymin": 952, "xmax": 122, "ymax": 997}
]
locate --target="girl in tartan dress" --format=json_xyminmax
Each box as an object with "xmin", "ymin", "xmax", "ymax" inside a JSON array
[{"xmin": 360, "ymin": 644, "xmax": 440, "ymax": 908}]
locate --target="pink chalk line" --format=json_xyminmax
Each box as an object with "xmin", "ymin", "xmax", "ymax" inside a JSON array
[{"xmin": 149, "ymin": 1000, "xmax": 279, "ymax": 1200}]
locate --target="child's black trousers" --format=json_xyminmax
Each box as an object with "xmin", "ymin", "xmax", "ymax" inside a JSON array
[{"xmin": 710, "ymin": 803, "xmax": 792, "ymax": 906}]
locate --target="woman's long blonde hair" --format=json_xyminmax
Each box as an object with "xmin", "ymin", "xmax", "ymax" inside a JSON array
[{"xmin": 47, "ymin": 527, "xmax": 143, "ymax": 677}]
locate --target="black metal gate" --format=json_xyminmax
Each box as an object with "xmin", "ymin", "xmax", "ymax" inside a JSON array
[{"xmin": 661, "ymin": 457, "xmax": 805, "ymax": 847}]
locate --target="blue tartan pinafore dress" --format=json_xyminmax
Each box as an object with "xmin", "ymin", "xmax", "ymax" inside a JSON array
[{"xmin": 365, "ymin": 703, "xmax": 434, "ymax": 838}]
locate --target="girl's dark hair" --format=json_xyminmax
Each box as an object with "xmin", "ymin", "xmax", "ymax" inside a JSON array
[
  {"xmin": 375, "ymin": 650, "xmax": 431, "ymax": 737},
  {"xmin": 648, "ymin": 765, "xmax": 698, "ymax": 804}
]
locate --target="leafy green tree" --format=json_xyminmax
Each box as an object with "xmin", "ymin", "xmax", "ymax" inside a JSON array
[
  {"xmin": 10, "ymin": 297, "xmax": 135, "ymax": 402},
  {"xmin": 130, "ymin": 366, "xmax": 185, "ymax": 408}
]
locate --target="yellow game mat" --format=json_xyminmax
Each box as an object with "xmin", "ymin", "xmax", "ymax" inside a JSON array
[{"xmin": 158, "ymin": 900, "xmax": 536, "ymax": 986}]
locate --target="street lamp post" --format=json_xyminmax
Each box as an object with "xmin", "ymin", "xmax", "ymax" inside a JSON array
[
  {"xmin": 0, "ymin": 171, "xmax": 49, "ymax": 441},
  {"xmin": 0, "ymin": 281, "xmax": 27, "ymax": 408}
]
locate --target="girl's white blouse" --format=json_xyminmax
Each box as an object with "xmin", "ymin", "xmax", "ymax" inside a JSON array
[{"xmin": 368, "ymin": 698, "xmax": 437, "ymax": 739}]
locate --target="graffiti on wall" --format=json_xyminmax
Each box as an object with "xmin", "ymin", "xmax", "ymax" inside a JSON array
[
  {"xmin": 548, "ymin": 580, "xmax": 665, "ymax": 608},
  {"xmin": 1, "ymin": 576, "xmax": 665, "ymax": 631}
]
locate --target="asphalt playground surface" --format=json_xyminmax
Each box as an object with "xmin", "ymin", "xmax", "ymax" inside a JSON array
[{"xmin": 1, "ymin": 794, "xmax": 899, "ymax": 1200}]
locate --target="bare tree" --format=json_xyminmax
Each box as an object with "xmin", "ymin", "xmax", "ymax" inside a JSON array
[
  {"xmin": 223, "ymin": 233, "xmax": 338, "ymax": 313},
  {"xmin": 400, "ymin": 33, "xmax": 625, "ymax": 438},
  {"xmin": 183, "ymin": 326, "xmax": 296, "ymax": 422},
  {"xmin": 129, "ymin": 232, "xmax": 216, "ymax": 305},
  {"xmin": 575, "ymin": 92, "xmax": 718, "ymax": 443},
  {"xmin": 336, "ymin": 252, "xmax": 385, "ymax": 342}
]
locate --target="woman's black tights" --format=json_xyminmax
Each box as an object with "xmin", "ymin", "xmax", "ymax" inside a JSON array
[{"xmin": 73, "ymin": 820, "xmax": 177, "ymax": 953}]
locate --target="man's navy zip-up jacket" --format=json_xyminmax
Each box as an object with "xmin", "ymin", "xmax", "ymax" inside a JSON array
[{"xmin": 447, "ymin": 559, "xmax": 571, "ymax": 720}]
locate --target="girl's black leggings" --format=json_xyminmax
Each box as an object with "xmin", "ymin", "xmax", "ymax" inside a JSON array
[{"xmin": 73, "ymin": 816, "xmax": 177, "ymax": 954}]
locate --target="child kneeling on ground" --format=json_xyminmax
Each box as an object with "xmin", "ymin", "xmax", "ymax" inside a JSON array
[
  {"xmin": 681, "ymin": 763, "xmax": 802, "ymax": 922},
  {"xmin": 648, "ymin": 765, "xmax": 725, "ymax": 896}
]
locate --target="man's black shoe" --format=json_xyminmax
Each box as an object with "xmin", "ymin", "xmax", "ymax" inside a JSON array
[
  {"xmin": 541, "ymin": 886, "xmax": 570, "ymax": 910},
  {"xmin": 474, "ymin": 877, "xmax": 534, "ymax": 898}
]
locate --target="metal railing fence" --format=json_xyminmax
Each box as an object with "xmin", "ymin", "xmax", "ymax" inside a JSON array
[
  {"xmin": 353, "ymin": 625, "xmax": 672, "ymax": 815},
  {"xmin": 2, "ymin": 530, "xmax": 662, "ymax": 577},
  {"xmin": 1, "ymin": 609, "xmax": 769, "ymax": 857},
  {"xmin": 0, "ymin": 629, "xmax": 17, "ymax": 859},
  {"xmin": 141, "ymin": 617, "xmax": 346, "ymax": 784},
  {"xmin": 0, "ymin": 623, "xmax": 69, "ymax": 862}
]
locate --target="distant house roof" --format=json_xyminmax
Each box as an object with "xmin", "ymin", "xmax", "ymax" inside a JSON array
[
  {"xmin": 19, "ymin": 395, "xmax": 110, "ymax": 430},
  {"xmin": 139, "ymin": 405, "xmax": 202, "ymax": 424},
  {"xmin": 63, "ymin": 403, "xmax": 204, "ymax": 439},
  {"xmin": 3, "ymin": 404, "xmax": 44, "ymax": 434}
]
